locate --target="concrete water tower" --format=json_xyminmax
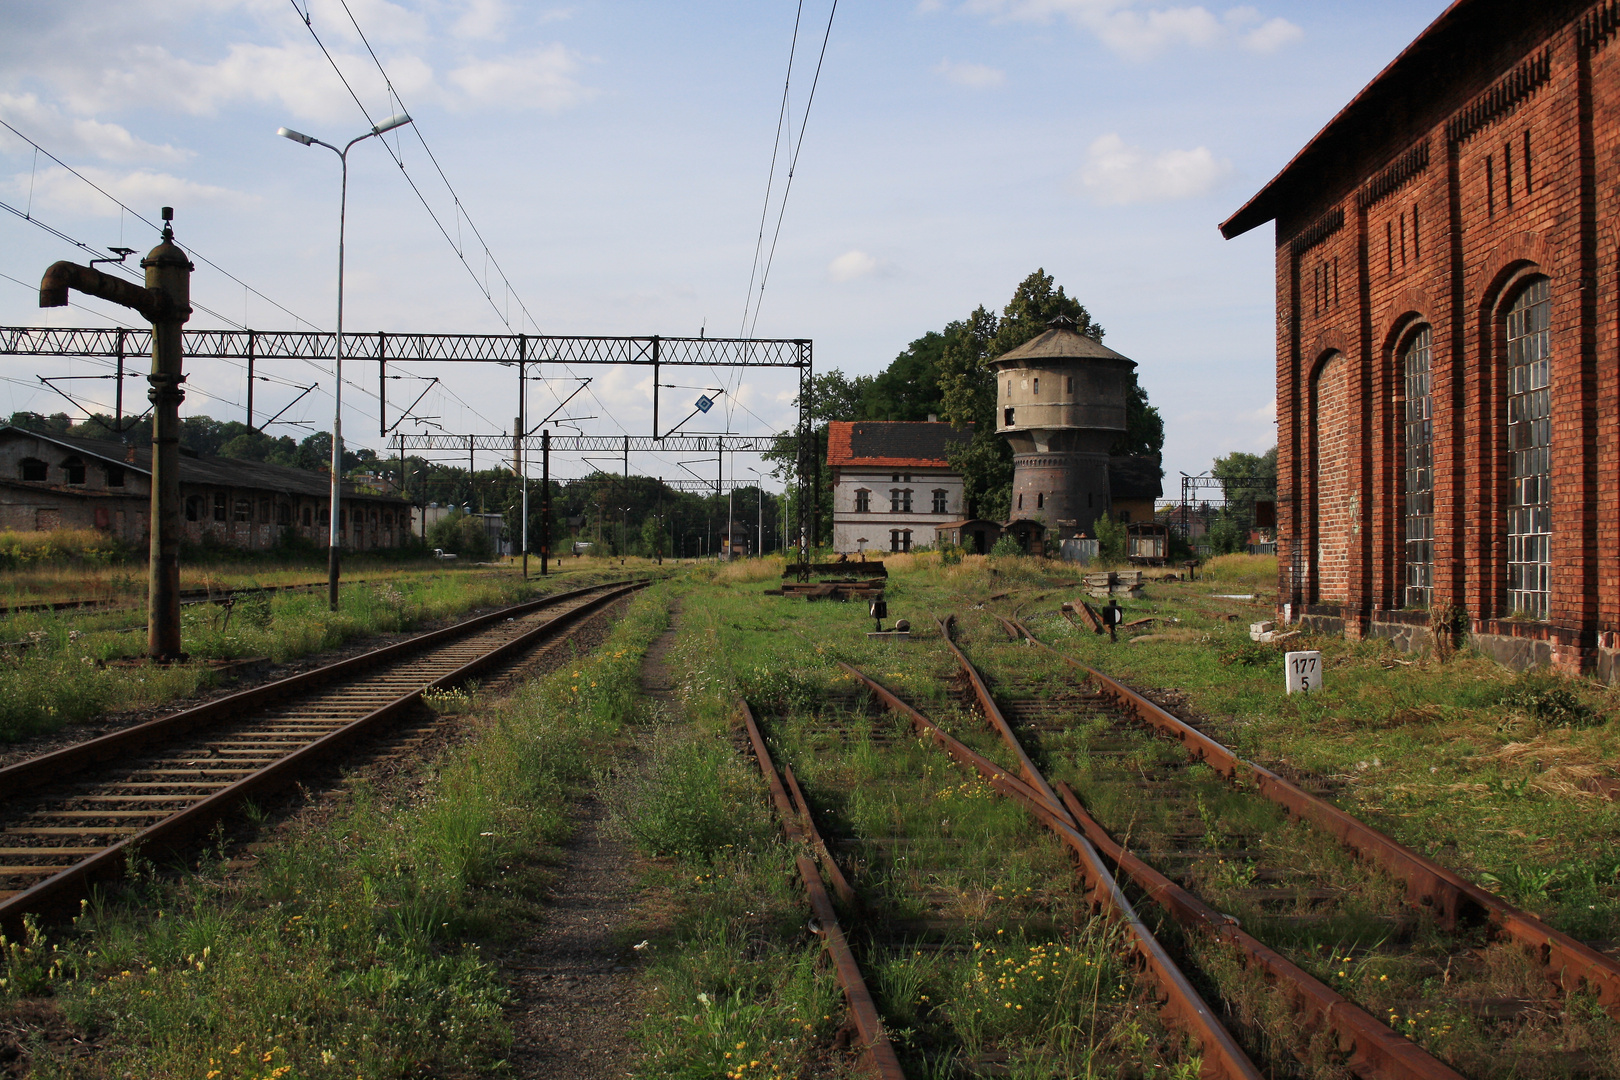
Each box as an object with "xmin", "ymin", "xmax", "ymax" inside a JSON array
[{"xmin": 993, "ymin": 315, "xmax": 1135, "ymax": 537}]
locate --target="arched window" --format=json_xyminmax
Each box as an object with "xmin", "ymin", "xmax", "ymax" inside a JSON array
[
  {"xmin": 62, "ymin": 457, "xmax": 86, "ymax": 485},
  {"xmin": 1506, "ymin": 278, "xmax": 1552, "ymax": 620},
  {"xmin": 19, "ymin": 458, "xmax": 47, "ymax": 482},
  {"xmin": 185, "ymin": 495, "xmax": 203, "ymax": 522},
  {"xmin": 1402, "ymin": 326, "xmax": 1434, "ymax": 607}
]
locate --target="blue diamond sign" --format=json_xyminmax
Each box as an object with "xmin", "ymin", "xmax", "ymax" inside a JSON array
[{"xmin": 695, "ymin": 395, "xmax": 714, "ymax": 413}]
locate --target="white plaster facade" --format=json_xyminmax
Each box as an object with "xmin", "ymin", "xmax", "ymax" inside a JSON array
[{"xmin": 831, "ymin": 467, "xmax": 964, "ymax": 554}]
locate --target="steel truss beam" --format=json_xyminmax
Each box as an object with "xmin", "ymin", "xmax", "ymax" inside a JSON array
[
  {"xmin": 398, "ymin": 433, "xmax": 780, "ymax": 454},
  {"xmin": 0, "ymin": 327, "xmax": 809, "ymax": 367}
]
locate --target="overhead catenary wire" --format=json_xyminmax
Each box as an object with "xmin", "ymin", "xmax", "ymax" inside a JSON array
[
  {"xmin": 0, "ymin": 116, "xmax": 321, "ymax": 332},
  {"xmin": 748, "ymin": 0, "xmax": 838, "ymax": 343},
  {"xmin": 288, "ymin": 0, "xmax": 626, "ymax": 437}
]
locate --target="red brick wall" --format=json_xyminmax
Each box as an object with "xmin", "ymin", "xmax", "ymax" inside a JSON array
[{"xmin": 1271, "ymin": 5, "xmax": 1620, "ymax": 671}]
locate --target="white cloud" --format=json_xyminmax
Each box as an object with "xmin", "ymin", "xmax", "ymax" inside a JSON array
[
  {"xmin": 934, "ymin": 59, "xmax": 1006, "ymax": 89},
  {"xmin": 5, "ymin": 164, "xmax": 254, "ymax": 218},
  {"xmin": 0, "ymin": 93, "xmax": 190, "ymax": 164},
  {"xmin": 447, "ymin": 44, "xmax": 594, "ymax": 111},
  {"xmin": 828, "ymin": 250, "xmax": 880, "ymax": 283},
  {"xmin": 916, "ymin": 0, "xmax": 945, "ymax": 11},
  {"xmin": 960, "ymin": 0, "xmax": 1302, "ymax": 61},
  {"xmin": 453, "ymin": 0, "xmax": 508, "ymax": 40},
  {"xmin": 1073, "ymin": 133, "xmax": 1231, "ymax": 204}
]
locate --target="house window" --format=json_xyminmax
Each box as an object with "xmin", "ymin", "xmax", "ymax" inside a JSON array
[
  {"xmin": 302, "ymin": 505, "xmax": 313, "ymax": 527},
  {"xmin": 890, "ymin": 529, "xmax": 912, "ymax": 553},
  {"xmin": 185, "ymin": 495, "xmax": 203, "ymax": 522},
  {"xmin": 277, "ymin": 503, "xmax": 292, "ymax": 526},
  {"xmin": 891, "ymin": 474, "xmax": 900, "ymax": 483},
  {"xmin": 1506, "ymin": 278, "xmax": 1552, "ymax": 620},
  {"xmin": 932, "ymin": 489, "xmax": 947, "ymax": 514},
  {"xmin": 19, "ymin": 458, "xmax": 46, "ymax": 482},
  {"xmin": 234, "ymin": 499, "xmax": 252, "ymax": 523},
  {"xmin": 854, "ymin": 489, "xmax": 871, "ymax": 513},
  {"xmin": 1403, "ymin": 326, "xmax": 1434, "ymax": 608},
  {"xmin": 62, "ymin": 457, "xmax": 86, "ymax": 485},
  {"xmin": 1004, "ymin": 407, "xmax": 1014, "ymax": 426},
  {"xmin": 258, "ymin": 499, "xmax": 272, "ymax": 524},
  {"xmin": 105, "ymin": 465, "xmax": 124, "ymax": 487},
  {"xmin": 213, "ymin": 492, "xmax": 228, "ymax": 522},
  {"xmin": 890, "ymin": 489, "xmax": 912, "ymax": 513},
  {"xmin": 1120, "ymin": 510, "xmax": 1132, "ymax": 523}
]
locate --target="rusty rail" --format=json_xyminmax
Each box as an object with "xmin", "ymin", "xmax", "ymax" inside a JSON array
[
  {"xmin": 0, "ymin": 581, "xmax": 644, "ymax": 934},
  {"xmin": 736, "ymin": 700, "xmax": 906, "ymax": 1080},
  {"xmin": 837, "ymin": 661, "xmax": 1262, "ymax": 1080},
  {"xmin": 1003, "ymin": 614, "xmax": 1620, "ymax": 1018}
]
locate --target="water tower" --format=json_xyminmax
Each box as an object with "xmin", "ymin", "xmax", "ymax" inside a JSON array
[{"xmin": 992, "ymin": 315, "xmax": 1135, "ymax": 537}]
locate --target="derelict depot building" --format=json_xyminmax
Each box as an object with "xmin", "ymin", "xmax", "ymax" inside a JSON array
[{"xmin": 1223, "ymin": 0, "xmax": 1620, "ymax": 676}]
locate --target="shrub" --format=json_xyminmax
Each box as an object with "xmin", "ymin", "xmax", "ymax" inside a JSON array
[
  {"xmin": 0, "ymin": 528, "xmax": 130, "ymax": 569},
  {"xmin": 1093, "ymin": 513, "xmax": 1126, "ymax": 560},
  {"xmin": 1500, "ymin": 670, "xmax": 1596, "ymax": 728},
  {"xmin": 990, "ymin": 534, "xmax": 1023, "ymax": 557}
]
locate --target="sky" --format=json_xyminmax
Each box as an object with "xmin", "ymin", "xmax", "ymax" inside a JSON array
[{"xmin": 0, "ymin": 0, "xmax": 1452, "ymax": 495}]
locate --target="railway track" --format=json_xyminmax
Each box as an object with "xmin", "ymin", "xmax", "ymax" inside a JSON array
[
  {"xmin": 745, "ymin": 607, "xmax": 1620, "ymax": 1078},
  {"xmin": 740, "ymin": 668, "xmax": 1214, "ymax": 1074},
  {"xmin": 0, "ymin": 578, "xmax": 644, "ymax": 933},
  {"xmin": 896, "ymin": 610, "xmax": 1620, "ymax": 1078}
]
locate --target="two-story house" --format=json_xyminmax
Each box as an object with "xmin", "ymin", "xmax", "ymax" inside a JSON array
[{"xmin": 828, "ymin": 420, "xmax": 973, "ymax": 554}]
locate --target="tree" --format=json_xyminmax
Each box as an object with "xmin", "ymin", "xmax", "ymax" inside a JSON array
[{"xmin": 1210, "ymin": 447, "xmax": 1278, "ymax": 523}]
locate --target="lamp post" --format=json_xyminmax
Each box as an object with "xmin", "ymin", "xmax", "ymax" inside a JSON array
[
  {"xmin": 618, "ymin": 505, "xmax": 632, "ymax": 561},
  {"xmin": 748, "ymin": 466, "xmax": 765, "ymax": 557},
  {"xmin": 278, "ymin": 112, "xmax": 413, "ymax": 610}
]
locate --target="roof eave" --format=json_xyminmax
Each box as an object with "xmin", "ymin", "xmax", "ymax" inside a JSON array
[{"xmin": 1218, "ymin": 0, "xmax": 1473, "ymax": 241}]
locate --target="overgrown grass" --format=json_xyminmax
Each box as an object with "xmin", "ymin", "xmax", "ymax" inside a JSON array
[
  {"xmin": 0, "ymin": 568, "xmax": 626, "ymax": 743},
  {"xmin": 1, "ymin": 583, "xmax": 674, "ymax": 1079}
]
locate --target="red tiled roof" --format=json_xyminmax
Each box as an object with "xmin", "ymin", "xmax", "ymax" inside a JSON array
[{"xmin": 827, "ymin": 421, "xmax": 972, "ymax": 469}]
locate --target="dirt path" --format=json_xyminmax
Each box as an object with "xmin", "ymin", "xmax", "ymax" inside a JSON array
[{"xmin": 501, "ymin": 600, "xmax": 682, "ymax": 1080}]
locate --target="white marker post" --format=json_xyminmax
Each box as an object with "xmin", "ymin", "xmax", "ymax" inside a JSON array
[{"xmin": 1285, "ymin": 650, "xmax": 1322, "ymax": 694}]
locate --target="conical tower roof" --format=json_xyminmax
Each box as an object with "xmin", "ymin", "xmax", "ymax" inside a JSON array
[{"xmin": 989, "ymin": 315, "xmax": 1134, "ymax": 368}]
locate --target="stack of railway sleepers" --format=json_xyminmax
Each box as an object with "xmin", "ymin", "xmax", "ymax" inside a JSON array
[
  {"xmin": 1083, "ymin": 570, "xmax": 1144, "ymax": 599},
  {"xmin": 780, "ymin": 579, "xmax": 885, "ymax": 601}
]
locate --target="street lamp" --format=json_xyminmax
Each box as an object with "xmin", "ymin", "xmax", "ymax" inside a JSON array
[
  {"xmin": 618, "ymin": 505, "xmax": 632, "ymax": 562},
  {"xmin": 278, "ymin": 111, "xmax": 413, "ymax": 609}
]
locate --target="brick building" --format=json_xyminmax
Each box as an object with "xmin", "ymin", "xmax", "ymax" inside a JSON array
[
  {"xmin": 0, "ymin": 425, "xmax": 412, "ymax": 552},
  {"xmin": 828, "ymin": 421, "xmax": 972, "ymax": 554},
  {"xmin": 1222, "ymin": 0, "xmax": 1620, "ymax": 676}
]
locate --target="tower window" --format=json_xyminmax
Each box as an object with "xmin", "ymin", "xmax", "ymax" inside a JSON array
[
  {"xmin": 1036, "ymin": 492, "xmax": 1044, "ymax": 509},
  {"xmin": 1066, "ymin": 376, "xmax": 1074, "ymax": 394},
  {"xmin": 1004, "ymin": 407, "xmax": 1014, "ymax": 426},
  {"xmin": 1033, "ymin": 377, "xmax": 1040, "ymax": 395}
]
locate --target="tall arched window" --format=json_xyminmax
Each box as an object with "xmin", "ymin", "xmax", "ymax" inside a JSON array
[
  {"xmin": 1506, "ymin": 278, "xmax": 1552, "ymax": 620},
  {"xmin": 1402, "ymin": 326, "xmax": 1433, "ymax": 607}
]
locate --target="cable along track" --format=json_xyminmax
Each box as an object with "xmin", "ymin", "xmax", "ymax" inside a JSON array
[
  {"xmin": 0, "ymin": 579, "xmax": 644, "ymax": 933},
  {"xmin": 950, "ymin": 611, "xmax": 1620, "ymax": 1078}
]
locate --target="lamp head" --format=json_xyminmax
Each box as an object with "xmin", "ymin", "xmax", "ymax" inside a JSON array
[
  {"xmin": 277, "ymin": 126, "xmax": 316, "ymax": 146},
  {"xmin": 372, "ymin": 112, "xmax": 412, "ymax": 135}
]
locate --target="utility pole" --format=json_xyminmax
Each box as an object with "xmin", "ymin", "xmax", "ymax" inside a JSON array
[
  {"xmin": 39, "ymin": 207, "xmax": 192, "ymax": 660},
  {"xmin": 540, "ymin": 428, "xmax": 550, "ymax": 576}
]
